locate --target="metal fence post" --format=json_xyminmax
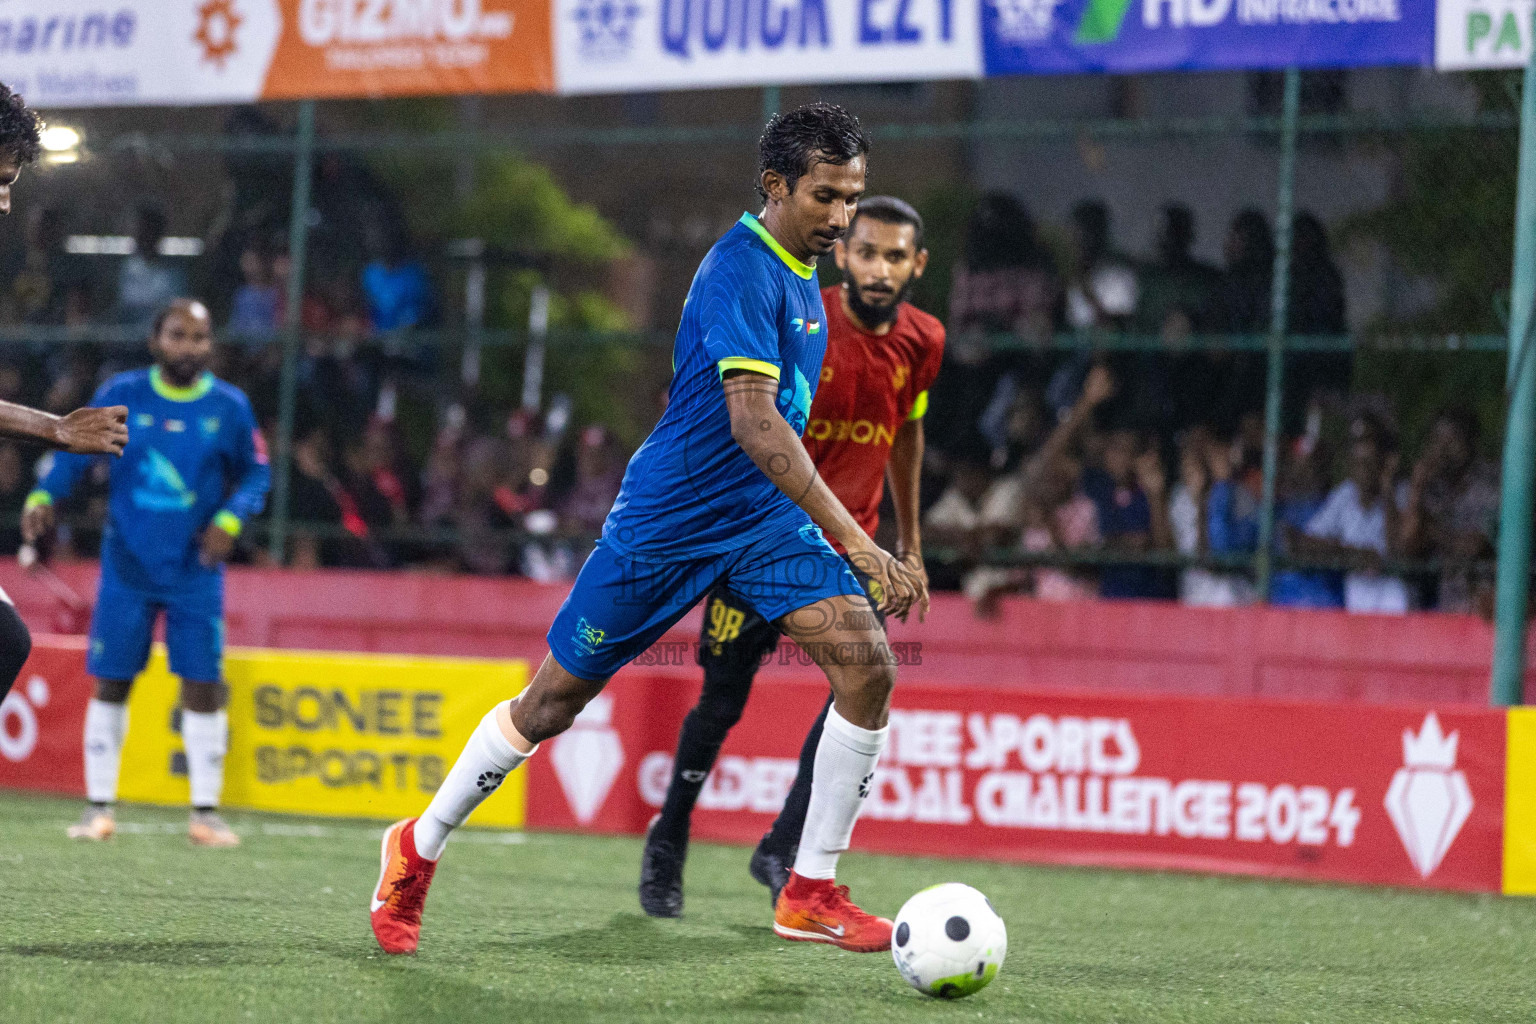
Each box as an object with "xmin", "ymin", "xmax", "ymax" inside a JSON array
[
  {"xmin": 267, "ymin": 99, "xmax": 316, "ymax": 563},
  {"xmin": 1256, "ymin": 67, "xmax": 1301, "ymax": 597},
  {"xmin": 1491, "ymin": 50, "xmax": 1536, "ymax": 706},
  {"xmin": 462, "ymin": 239, "xmax": 486, "ymax": 388},
  {"xmin": 521, "ymin": 283, "xmax": 550, "ymax": 413}
]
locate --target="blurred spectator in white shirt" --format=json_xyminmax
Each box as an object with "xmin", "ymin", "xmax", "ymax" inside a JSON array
[
  {"xmin": 1065, "ymin": 201, "xmax": 1138, "ymax": 332},
  {"xmin": 1294, "ymin": 418, "xmax": 1409, "ymax": 614},
  {"xmin": 924, "ymin": 455, "xmax": 992, "ymax": 554},
  {"xmin": 115, "ymin": 206, "xmax": 187, "ymax": 329},
  {"xmin": 1170, "ymin": 427, "xmax": 1259, "ymax": 608}
]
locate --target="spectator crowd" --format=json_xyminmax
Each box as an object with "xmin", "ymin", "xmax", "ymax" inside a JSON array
[
  {"xmin": 920, "ymin": 193, "xmax": 1495, "ymax": 617},
  {"xmin": 0, "ymin": 180, "xmax": 1502, "ymax": 615}
]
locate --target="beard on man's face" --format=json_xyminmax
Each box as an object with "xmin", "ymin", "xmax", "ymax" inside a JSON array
[
  {"xmin": 160, "ymin": 354, "xmax": 207, "ymax": 387},
  {"xmin": 844, "ymin": 275, "xmax": 908, "ymax": 329}
]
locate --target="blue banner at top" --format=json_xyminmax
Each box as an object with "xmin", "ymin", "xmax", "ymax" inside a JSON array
[{"xmin": 983, "ymin": 0, "xmax": 1435, "ymax": 74}]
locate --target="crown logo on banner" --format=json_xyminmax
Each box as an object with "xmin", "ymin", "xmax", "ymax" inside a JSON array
[
  {"xmin": 1402, "ymin": 711, "xmax": 1460, "ymax": 770},
  {"xmin": 550, "ymin": 693, "xmax": 625, "ymax": 826},
  {"xmin": 1384, "ymin": 713, "xmax": 1474, "ymax": 879}
]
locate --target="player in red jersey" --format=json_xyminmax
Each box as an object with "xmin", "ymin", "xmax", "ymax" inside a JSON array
[{"xmin": 639, "ymin": 196, "xmax": 944, "ymax": 925}]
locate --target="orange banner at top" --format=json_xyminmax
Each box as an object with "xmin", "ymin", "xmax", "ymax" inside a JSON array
[
  {"xmin": 0, "ymin": 1, "xmax": 553, "ymax": 108},
  {"xmin": 261, "ymin": 0, "xmax": 553, "ymax": 99}
]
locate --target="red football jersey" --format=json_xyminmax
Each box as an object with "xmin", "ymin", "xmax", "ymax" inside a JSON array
[{"xmin": 803, "ymin": 285, "xmax": 946, "ymax": 546}]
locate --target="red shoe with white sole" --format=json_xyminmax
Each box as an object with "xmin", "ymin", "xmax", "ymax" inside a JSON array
[
  {"xmin": 772, "ymin": 871, "xmax": 892, "ymax": 953},
  {"xmin": 370, "ymin": 818, "xmax": 438, "ymax": 955}
]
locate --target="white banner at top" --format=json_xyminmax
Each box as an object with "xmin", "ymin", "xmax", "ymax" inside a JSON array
[
  {"xmin": 555, "ymin": 0, "xmax": 983, "ymax": 95},
  {"xmin": 0, "ymin": 0, "xmax": 555, "ymax": 109},
  {"xmin": 1435, "ymin": 0, "xmax": 1534, "ymax": 68}
]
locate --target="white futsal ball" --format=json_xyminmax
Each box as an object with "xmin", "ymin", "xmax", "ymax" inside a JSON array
[{"xmin": 890, "ymin": 883, "xmax": 1007, "ymax": 999}]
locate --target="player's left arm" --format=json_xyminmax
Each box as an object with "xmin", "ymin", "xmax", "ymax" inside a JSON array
[
  {"xmin": 886, "ymin": 415, "xmax": 928, "ymax": 619},
  {"xmin": 887, "ymin": 321, "xmax": 944, "ymax": 617},
  {"xmin": 201, "ymin": 398, "xmax": 272, "ymax": 567}
]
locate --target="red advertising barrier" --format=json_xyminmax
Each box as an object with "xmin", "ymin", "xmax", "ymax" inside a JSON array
[
  {"xmin": 4, "ymin": 636, "xmax": 1511, "ymax": 892},
  {"xmin": 526, "ymin": 673, "xmax": 1507, "ymax": 892},
  {"xmin": 0, "ymin": 561, "xmax": 1520, "ymax": 704},
  {"xmin": 0, "ymin": 636, "xmax": 90, "ymax": 795}
]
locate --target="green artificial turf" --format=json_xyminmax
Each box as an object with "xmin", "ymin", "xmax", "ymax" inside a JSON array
[{"xmin": 2, "ymin": 790, "xmax": 1534, "ymax": 1023}]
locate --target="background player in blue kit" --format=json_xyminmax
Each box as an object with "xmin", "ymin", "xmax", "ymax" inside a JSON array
[
  {"xmin": 368, "ymin": 104, "xmax": 926, "ymax": 957},
  {"xmin": 24, "ymin": 299, "xmax": 271, "ymax": 847}
]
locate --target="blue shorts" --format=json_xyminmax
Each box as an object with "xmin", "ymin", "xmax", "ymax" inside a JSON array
[
  {"xmin": 88, "ymin": 567, "xmax": 224, "ymax": 683},
  {"xmin": 548, "ymin": 524, "xmax": 867, "ymax": 680}
]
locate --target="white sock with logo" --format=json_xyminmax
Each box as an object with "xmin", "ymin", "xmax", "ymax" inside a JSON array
[
  {"xmin": 181, "ymin": 709, "xmax": 228, "ymax": 810},
  {"xmin": 83, "ymin": 699, "xmax": 128, "ymax": 805},
  {"xmin": 415, "ymin": 704, "xmax": 537, "ymax": 860},
  {"xmin": 793, "ymin": 706, "xmax": 888, "ymax": 881}
]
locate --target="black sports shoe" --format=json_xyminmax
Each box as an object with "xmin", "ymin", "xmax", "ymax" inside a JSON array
[
  {"xmin": 639, "ymin": 815, "xmax": 686, "ymax": 918},
  {"xmin": 748, "ymin": 837, "xmax": 793, "ymax": 908}
]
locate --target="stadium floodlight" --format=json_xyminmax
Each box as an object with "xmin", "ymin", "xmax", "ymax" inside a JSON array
[
  {"xmin": 39, "ymin": 125, "xmax": 80, "ymax": 151},
  {"xmin": 38, "ymin": 125, "xmax": 82, "ymax": 164},
  {"xmin": 65, "ymin": 235, "xmax": 207, "ymax": 256}
]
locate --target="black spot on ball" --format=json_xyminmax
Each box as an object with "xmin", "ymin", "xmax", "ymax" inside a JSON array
[
  {"xmin": 945, "ymin": 915, "xmax": 970, "ymax": 942},
  {"xmin": 895, "ymin": 922, "xmax": 910, "ymax": 947},
  {"xmin": 937, "ymin": 983, "xmax": 960, "ymax": 999}
]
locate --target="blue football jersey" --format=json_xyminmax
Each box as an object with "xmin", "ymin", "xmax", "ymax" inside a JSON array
[
  {"xmin": 36, "ymin": 367, "xmax": 270, "ymax": 588},
  {"xmin": 604, "ymin": 213, "xmax": 828, "ymax": 559}
]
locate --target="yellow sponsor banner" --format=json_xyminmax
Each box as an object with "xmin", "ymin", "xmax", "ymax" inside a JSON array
[
  {"xmin": 1503, "ymin": 708, "xmax": 1536, "ymax": 894},
  {"xmin": 119, "ymin": 646, "xmax": 529, "ymax": 827}
]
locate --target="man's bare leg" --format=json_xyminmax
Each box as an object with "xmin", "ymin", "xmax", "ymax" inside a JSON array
[
  {"xmin": 415, "ymin": 654, "xmax": 607, "ymax": 859},
  {"xmin": 370, "ymin": 654, "xmax": 608, "ymax": 954},
  {"xmin": 770, "ymin": 593, "xmax": 898, "ymax": 952}
]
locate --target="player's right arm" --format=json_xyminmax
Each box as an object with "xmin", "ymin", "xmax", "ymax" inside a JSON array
[
  {"xmin": 0, "ymin": 401, "xmax": 127, "ymax": 456},
  {"xmin": 723, "ymin": 369, "xmax": 923, "ymax": 620}
]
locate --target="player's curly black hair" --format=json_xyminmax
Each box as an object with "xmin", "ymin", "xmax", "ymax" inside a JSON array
[
  {"xmin": 756, "ymin": 102, "xmax": 868, "ymax": 203},
  {"xmin": 0, "ymin": 83, "xmax": 42, "ymax": 165}
]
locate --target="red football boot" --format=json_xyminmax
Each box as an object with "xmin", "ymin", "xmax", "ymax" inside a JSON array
[
  {"xmin": 370, "ymin": 818, "xmax": 438, "ymax": 955},
  {"xmin": 773, "ymin": 871, "xmax": 893, "ymax": 952}
]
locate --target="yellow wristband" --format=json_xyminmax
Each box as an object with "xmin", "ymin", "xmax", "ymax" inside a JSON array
[
  {"xmin": 213, "ymin": 511, "xmax": 242, "ymax": 537},
  {"xmin": 23, "ymin": 490, "xmax": 52, "ymax": 513}
]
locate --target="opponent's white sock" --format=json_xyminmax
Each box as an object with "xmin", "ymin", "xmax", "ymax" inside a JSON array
[
  {"xmin": 181, "ymin": 709, "xmax": 228, "ymax": 810},
  {"xmin": 415, "ymin": 704, "xmax": 536, "ymax": 860},
  {"xmin": 792, "ymin": 706, "xmax": 888, "ymax": 881},
  {"xmin": 83, "ymin": 699, "xmax": 128, "ymax": 805}
]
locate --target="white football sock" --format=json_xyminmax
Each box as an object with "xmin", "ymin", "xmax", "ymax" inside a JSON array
[
  {"xmin": 415, "ymin": 704, "xmax": 536, "ymax": 860},
  {"xmin": 83, "ymin": 699, "xmax": 128, "ymax": 805},
  {"xmin": 181, "ymin": 709, "xmax": 228, "ymax": 810},
  {"xmin": 793, "ymin": 706, "xmax": 888, "ymax": 881}
]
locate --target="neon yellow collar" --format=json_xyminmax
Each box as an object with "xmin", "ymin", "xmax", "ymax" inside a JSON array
[
  {"xmin": 151, "ymin": 366, "xmax": 214, "ymax": 402},
  {"xmin": 740, "ymin": 213, "xmax": 814, "ymax": 280}
]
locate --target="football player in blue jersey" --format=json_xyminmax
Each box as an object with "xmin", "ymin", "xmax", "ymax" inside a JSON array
[
  {"xmin": 0, "ymin": 81, "xmax": 130, "ymax": 707},
  {"xmin": 370, "ymin": 103, "xmax": 926, "ymax": 956},
  {"xmin": 24, "ymin": 298, "xmax": 270, "ymax": 847}
]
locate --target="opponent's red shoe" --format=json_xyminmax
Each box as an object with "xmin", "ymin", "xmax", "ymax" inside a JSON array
[
  {"xmin": 370, "ymin": 818, "xmax": 438, "ymax": 955},
  {"xmin": 773, "ymin": 871, "xmax": 893, "ymax": 952}
]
